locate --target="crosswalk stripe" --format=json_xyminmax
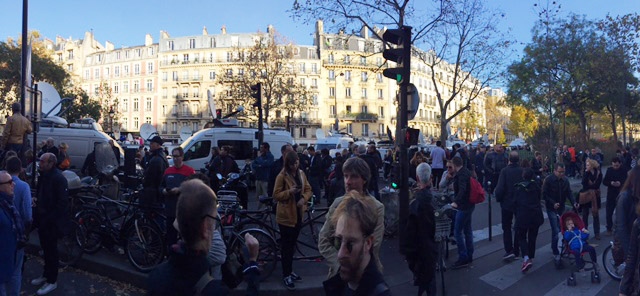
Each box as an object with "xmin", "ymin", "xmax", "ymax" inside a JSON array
[
  {"xmin": 543, "ymin": 271, "xmax": 611, "ymax": 296},
  {"xmin": 479, "ymin": 243, "xmax": 554, "ymax": 290}
]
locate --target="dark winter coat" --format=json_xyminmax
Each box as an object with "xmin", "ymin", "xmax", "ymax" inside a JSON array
[
  {"xmin": 34, "ymin": 167, "xmax": 69, "ymax": 235},
  {"xmin": 323, "ymin": 258, "xmax": 391, "ymax": 296},
  {"xmin": 453, "ymin": 167, "xmax": 474, "ymax": 211},
  {"xmin": 603, "ymin": 167, "xmax": 627, "ymax": 206},
  {"xmin": 401, "ymin": 188, "xmax": 437, "ymax": 286},
  {"xmin": 616, "ymin": 191, "xmax": 639, "ymax": 255},
  {"xmin": 495, "ymin": 163, "xmax": 524, "ymax": 212},
  {"xmin": 620, "ymin": 219, "xmax": 640, "ymax": 296},
  {"xmin": 581, "ymin": 169, "xmax": 603, "ymax": 208},
  {"xmin": 142, "ymin": 149, "xmax": 169, "ymax": 204},
  {"xmin": 542, "ymin": 174, "xmax": 575, "ymax": 214},
  {"xmin": 514, "ymin": 180, "xmax": 544, "ymax": 229}
]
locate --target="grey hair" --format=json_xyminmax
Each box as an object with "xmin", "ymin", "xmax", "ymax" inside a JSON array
[
  {"xmin": 357, "ymin": 145, "xmax": 367, "ymax": 155},
  {"xmin": 416, "ymin": 163, "xmax": 432, "ymax": 185}
]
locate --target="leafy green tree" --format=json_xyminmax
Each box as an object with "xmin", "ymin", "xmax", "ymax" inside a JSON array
[
  {"xmin": 508, "ymin": 105, "xmax": 538, "ymax": 139},
  {"xmin": 61, "ymin": 88, "xmax": 102, "ymax": 123}
]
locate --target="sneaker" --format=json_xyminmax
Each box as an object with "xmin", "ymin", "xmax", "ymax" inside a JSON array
[
  {"xmin": 37, "ymin": 282, "xmax": 57, "ymax": 295},
  {"xmin": 521, "ymin": 259, "xmax": 533, "ymax": 273},
  {"xmin": 503, "ymin": 252, "xmax": 515, "ymax": 261},
  {"xmin": 513, "ymin": 253, "xmax": 521, "ymax": 260},
  {"xmin": 283, "ymin": 276, "xmax": 295, "ymax": 290},
  {"xmin": 451, "ymin": 259, "xmax": 470, "ymax": 270},
  {"xmin": 289, "ymin": 272, "xmax": 303, "ymax": 282},
  {"xmin": 31, "ymin": 277, "xmax": 47, "ymax": 286}
]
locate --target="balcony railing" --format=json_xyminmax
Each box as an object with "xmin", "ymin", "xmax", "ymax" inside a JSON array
[{"xmin": 340, "ymin": 112, "xmax": 378, "ymax": 122}]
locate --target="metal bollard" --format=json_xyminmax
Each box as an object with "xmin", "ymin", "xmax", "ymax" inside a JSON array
[{"xmin": 487, "ymin": 181, "xmax": 492, "ymax": 241}]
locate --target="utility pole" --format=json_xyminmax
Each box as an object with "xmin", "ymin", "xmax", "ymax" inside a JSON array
[
  {"xmin": 20, "ymin": 0, "xmax": 28, "ymax": 114},
  {"xmin": 382, "ymin": 26, "xmax": 412, "ymax": 247},
  {"xmin": 251, "ymin": 83, "xmax": 263, "ymax": 147}
]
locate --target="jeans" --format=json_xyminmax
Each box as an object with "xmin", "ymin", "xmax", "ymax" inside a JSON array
[
  {"xmin": 279, "ymin": 223, "xmax": 301, "ymax": 277},
  {"xmin": 516, "ymin": 226, "xmax": 540, "ymax": 259},
  {"xmin": 309, "ymin": 176, "xmax": 322, "ymax": 204},
  {"xmin": 548, "ymin": 210, "xmax": 561, "ymax": 256},
  {"xmin": 606, "ymin": 190, "xmax": 619, "ymax": 231},
  {"xmin": 38, "ymin": 224, "xmax": 59, "ymax": 283},
  {"xmin": 573, "ymin": 244, "xmax": 597, "ymax": 269},
  {"xmin": 0, "ymin": 248, "xmax": 24, "ymax": 296},
  {"xmin": 581, "ymin": 207, "xmax": 600, "ymax": 236},
  {"xmin": 454, "ymin": 208, "xmax": 474, "ymax": 261},
  {"xmin": 432, "ymin": 169, "xmax": 444, "ymax": 190},
  {"xmin": 501, "ymin": 208, "xmax": 519, "ymax": 255}
]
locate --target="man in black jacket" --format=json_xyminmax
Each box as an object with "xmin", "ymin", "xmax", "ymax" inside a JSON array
[
  {"xmin": 142, "ymin": 136, "xmax": 169, "ymax": 205},
  {"xmin": 308, "ymin": 146, "xmax": 323, "ymax": 204},
  {"xmin": 603, "ymin": 157, "xmax": 627, "ymax": 234},
  {"xmin": 401, "ymin": 163, "xmax": 437, "ymax": 296},
  {"xmin": 322, "ymin": 192, "xmax": 391, "ymax": 296},
  {"xmin": 495, "ymin": 151, "xmax": 523, "ymax": 261},
  {"xmin": 148, "ymin": 179, "xmax": 260, "ymax": 296},
  {"xmin": 359, "ymin": 145, "xmax": 380, "ymax": 200},
  {"xmin": 31, "ymin": 153, "xmax": 69, "ymax": 295},
  {"xmin": 451, "ymin": 156, "xmax": 474, "ymax": 269},
  {"xmin": 542, "ymin": 163, "xmax": 577, "ymax": 267},
  {"xmin": 267, "ymin": 144, "xmax": 293, "ymax": 197},
  {"xmin": 484, "ymin": 144, "xmax": 508, "ymax": 193}
]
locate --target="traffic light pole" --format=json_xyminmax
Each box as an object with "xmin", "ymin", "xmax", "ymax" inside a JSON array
[
  {"xmin": 252, "ymin": 83, "xmax": 264, "ymax": 147},
  {"xmin": 397, "ymin": 26, "xmax": 411, "ymax": 248}
]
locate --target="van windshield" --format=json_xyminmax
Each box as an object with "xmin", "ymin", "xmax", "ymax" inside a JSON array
[{"xmin": 315, "ymin": 143, "xmax": 336, "ymax": 151}]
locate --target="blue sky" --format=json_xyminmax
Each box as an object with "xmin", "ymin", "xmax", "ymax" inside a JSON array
[{"xmin": 1, "ymin": 0, "xmax": 638, "ymax": 61}]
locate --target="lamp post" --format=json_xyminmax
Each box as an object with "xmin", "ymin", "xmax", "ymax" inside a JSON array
[{"xmin": 108, "ymin": 106, "xmax": 115, "ymax": 134}]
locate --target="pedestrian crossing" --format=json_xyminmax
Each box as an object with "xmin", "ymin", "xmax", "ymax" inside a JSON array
[{"xmin": 479, "ymin": 243, "xmax": 554, "ymax": 290}]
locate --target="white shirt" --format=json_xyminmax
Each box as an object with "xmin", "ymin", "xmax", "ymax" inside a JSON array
[{"xmin": 431, "ymin": 147, "xmax": 446, "ymax": 169}]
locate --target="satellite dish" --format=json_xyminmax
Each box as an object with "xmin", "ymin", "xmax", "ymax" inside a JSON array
[
  {"xmin": 127, "ymin": 133, "xmax": 134, "ymax": 142},
  {"xmin": 139, "ymin": 123, "xmax": 158, "ymax": 141},
  {"xmin": 207, "ymin": 89, "xmax": 216, "ymax": 119},
  {"xmin": 37, "ymin": 82, "xmax": 62, "ymax": 117},
  {"xmin": 316, "ymin": 129, "xmax": 326, "ymax": 140},
  {"xmin": 179, "ymin": 126, "xmax": 193, "ymax": 142}
]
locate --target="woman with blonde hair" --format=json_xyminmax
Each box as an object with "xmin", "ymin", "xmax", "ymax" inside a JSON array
[
  {"xmin": 57, "ymin": 142, "xmax": 71, "ymax": 170},
  {"xmin": 581, "ymin": 158, "xmax": 603, "ymax": 239},
  {"xmin": 273, "ymin": 151, "xmax": 312, "ymax": 290}
]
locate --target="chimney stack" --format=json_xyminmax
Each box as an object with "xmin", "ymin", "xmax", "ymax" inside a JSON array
[
  {"xmin": 361, "ymin": 26, "xmax": 369, "ymax": 39},
  {"xmin": 221, "ymin": 25, "xmax": 227, "ymax": 35},
  {"xmin": 203, "ymin": 26, "xmax": 208, "ymax": 35},
  {"xmin": 145, "ymin": 34, "xmax": 153, "ymax": 46}
]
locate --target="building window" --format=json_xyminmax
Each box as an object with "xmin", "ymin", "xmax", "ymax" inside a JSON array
[
  {"xmin": 123, "ymin": 81, "xmax": 129, "ymax": 93},
  {"xmin": 135, "ymin": 49, "xmax": 141, "ymax": 57},
  {"xmin": 172, "ymin": 71, "xmax": 178, "ymax": 81},
  {"xmin": 162, "ymin": 122, "xmax": 167, "ymax": 133},
  {"xmin": 94, "ymin": 69, "xmax": 100, "ymax": 79},
  {"xmin": 133, "ymin": 98, "xmax": 139, "ymax": 111},
  {"xmin": 133, "ymin": 80, "xmax": 139, "ymax": 93},
  {"xmin": 148, "ymin": 47, "xmax": 154, "ymax": 56},
  {"xmin": 361, "ymin": 88, "xmax": 367, "ymax": 98},
  {"xmin": 379, "ymin": 106, "xmax": 384, "ymax": 118},
  {"xmin": 377, "ymin": 57, "xmax": 383, "ymax": 66},
  {"xmin": 311, "ymin": 63, "xmax": 318, "ymax": 73},
  {"xmin": 378, "ymin": 89, "xmax": 383, "ymax": 99},
  {"xmin": 105, "ymin": 67, "xmax": 110, "ymax": 77},
  {"xmin": 346, "ymin": 105, "xmax": 352, "ymax": 113},
  {"xmin": 85, "ymin": 70, "xmax": 90, "ymax": 79},
  {"xmin": 183, "ymin": 71, "xmax": 189, "ymax": 80},
  {"xmin": 361, "ymin": 72, "xmax": 368, "ymax": 82},
  {"xmin": 162, "ymin": 72, "xmax": 168, "ymax": 82},
  {"xmin": 162, "ymin": 105, "xmax": 167, "ymax": 115},
  {"xmin": 377, "ymin": 73, "xmax": 383, "ymax": 83},
  {"xmin": 329, "ymin": 87, "xmax": 336, "ymax": 97},
  {"xmin": 189, "ymin": 39, "xmax": 196, "ymax": 49},
  {"xmin": 134, "ymin": 64, "xmax": 140, "ymax": 75},
  {"xmin": 379, "ymin": 124, "xmax": 384, "ymax": 135},
  {"xmin": 168, "ymin": 41, "xmax": 174, "ymax": 50},
  {"xmin": 147, "ymin": 62, "xmax": 153, "ymax": 73},
  {"xmin": 145, "ymin": 117, "xmax": 151, "ymax": 124},
  {"xmin": 347, "ymin": 123, "xmax": 352, "ymax": 134},
  {"xmin": 360, "ymin": 56, "xmax": 367, "ymax": 65},
  {"xmin": 344, "ymin": 55, "xmax": 350, "ymax": 64},
  {"xmin": 226, "ymin": 52, "xmax": 232, "ymax": 62},
  {"xmin": 312, "ymin": 95, "xmax": 318, "ymax": 105},
  {"xmin": 125, "ymin": 51, "xmax": 130, "ymax": 59},
  {"xmin": 134, "ymin": 117, "xmax": 139, "ymax": 129},
  {"xmin": 299, "ymin": 128, "xmax": 307, "ymax": 138},
  {"xmin": 67, "ymin": 64, "xmax": 73, "ymax": 72},
  {"xmin": 300, "ymin": 78, "xmax": 306, "ymax": 86},
  {"xmin": 330, "ymin": 105, "xmax": 336, "ymax": 115},
  {"xmin": 345, "ymin": 87, "xmax": 351, "ymax": 98},
  {"xmin": 146, "ymin": 98, "xmax": 152, "ymax": 111},
  {"xmin": 172, "ymin": 122, "xmax": 177, "ymax": 133},
  {"xmin": 328, "ymin": 54, "xmax": 334, "ymax": 64},
  {"xmin": 362, "ymin": 124, "xmax": 369, "ymax": 136},
  {"xmin": 329, "ymin": 70, "xmax": 335, "ymax": 81},
  {"xmin": 193, "ymin": 122, "xmax": 199, "ymax": 131},
  {"xmin": 122, "ymin": 118, "xmax": 128, "ymax": 130},
  {"xmin": 113, "ymin": 83, "xmax": 119, "ymax": 94},
  {"xmin": 124, "ymin": 65, "xmax": 129, "ymax": 75},
  {"xmin": 312, "ymin": 79, "xmax": 318, "ymax": 88},
  {"xmin": 67, "ymin": 50, "xmax": 74, "ymax": 59},
  {"xmin": 115, "ymin": 66, "xmax": 120, "ymax": 77},
  {"xmin": 146, "ymin": 80, "xmax": 153, "ymax": 92},
  {"xmin": 345, "ymin": 71, "xmax": 351, "ymax": 81},
  {"xmin": 209, "ymin": 71, "xmax": 216, "ymax": 80},
  {"xmin": 116, "ymin": 52, "xmax": 121, "ymax": 60},
  {"xmin": 226, "ymin": 69, "xmax": 233, "ymax": 77},
  {"xmin": 361, "ymin": 105, "xmax": 368, "ymax": 113},
  {"xmin": 183, "ymin": 54, "xmax": 189, "ymax": 63},
  {"xmin": 193, "ymin": 86, "xmax": 200, "ymax": 98},
  {"xmin": 299, "ymin": 63, "xmax": 306, "ymax": 73}
]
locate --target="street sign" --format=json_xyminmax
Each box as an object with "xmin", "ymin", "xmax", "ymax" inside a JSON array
[{"xmin": 407, "ymin": 83, "xmax": 419, "ymax": 120}]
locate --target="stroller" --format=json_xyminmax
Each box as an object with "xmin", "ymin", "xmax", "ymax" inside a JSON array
[{"xmin": 559, "ymin": 211, "xmax": 601, "ymax": 286}]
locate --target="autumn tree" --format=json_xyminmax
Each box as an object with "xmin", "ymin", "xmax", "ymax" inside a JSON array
[
  {"xmin": 216, "ymin": 34, "xmax": 309, "ymax": 125},
  {"xmin": 508, "ymin": 105, "xmax": 538, "ymax": 139},
  {"xmin": 485, "ymin": 94, "xmax": 509, "ymax": 145},
  {"xmin": 61, "ymin": 87, "xmax": 102, "ymax": 123}
]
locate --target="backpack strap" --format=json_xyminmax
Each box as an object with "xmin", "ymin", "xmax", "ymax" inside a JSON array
[{"xmin": 194, "ymin": 270, "xmax": 215, "ymax": 296}]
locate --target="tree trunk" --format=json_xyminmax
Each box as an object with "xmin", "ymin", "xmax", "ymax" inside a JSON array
[
  {"xmin": 576, "ymin": 110, "xmax": 589, "ymax": 145},
  {"xmin": 607, "ymin": 105, "xmax": 618, "ymax": 142},
  {"xmin": 439, "ymin": 116, "xmax": 448, "ymax": 146}
]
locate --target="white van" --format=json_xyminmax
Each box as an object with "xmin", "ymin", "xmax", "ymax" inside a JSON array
[
  {"xmin": 30, "ymin": 116, "xmax": 124, "ymax": 170},
  {"xmin": 177, "ymin": 127, "xmax": 293, "ymax": 171}
]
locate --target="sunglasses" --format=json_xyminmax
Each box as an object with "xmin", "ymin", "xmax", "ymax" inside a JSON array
[
  {"xmin": 332, "ymin": 235, "xmax": 367, "ymax": 253},
  {"xmin": 0, "ymin": 179, "xmax": 14, "ymax": 186}
]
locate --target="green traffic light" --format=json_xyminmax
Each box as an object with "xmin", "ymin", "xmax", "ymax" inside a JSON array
[
  {"xmin": 392, "ymin": 182, "xmax": 398, "ymax": 189},
  {"xmin": 396, "ymin": 74, "xmax": 402, "ymax": 83}
]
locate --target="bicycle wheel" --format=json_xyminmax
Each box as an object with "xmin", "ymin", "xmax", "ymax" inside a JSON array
[
  {"xmin": 75, "ymin": 210, "xmax": 103, "ymax": 254},
  {"xmin": 58, "ymin": 221, "xmax": 84, "ymax": 267},
  {"xmin": 602, "ymin": 244, "xmax": 624, "ymax": 281},
  {"xmin": 235, "ymin": 228, "xmax": 278, "ymax": 281},
  {"xmin": 125, "ymin": 220, "xmax": 165, "ymax": 273}
]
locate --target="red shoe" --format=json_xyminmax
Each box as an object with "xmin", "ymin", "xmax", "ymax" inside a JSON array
[{"xmin": 521, "ymin": 259, "xmax": 533, "ymax": 273}]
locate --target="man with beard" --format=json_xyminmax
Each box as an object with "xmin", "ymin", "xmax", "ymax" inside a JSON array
[
  {"xmin": 318, "ymin": 157, "xmax": 385, "ymax": 278},
  {"xmin": 322, "ymin": 191, "xmax": 391, "ymax": 296},
  {"xmin": 142, "ymin": 136, "xmax": 169, "ymax": 205}
]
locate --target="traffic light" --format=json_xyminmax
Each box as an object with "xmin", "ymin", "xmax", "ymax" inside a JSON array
[
  {"xmin": 382, "ymin": 27, "xmax": 412, "ymax": 84},
  {"xmin": 251, "ymin": 83, "xmax": 262, "ymax": 108},
  {"xmin": 215, "ymin": 109, "xmax": 222, "ymax": 119},
  {"xmin": 405, "ymin": 127, "xmax": 420, "ymax": 146}
]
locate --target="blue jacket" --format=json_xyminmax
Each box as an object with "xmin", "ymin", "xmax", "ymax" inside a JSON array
[
  {"xmin": 251, "ymin": 152, "xmax": 274, "ymax": 182},
  {"xmin": 0, "ymin": 192, "xmax": 18, "ymax": 283},
  {"xmin": 564, "ymin": 229, "xmax": 589, "ymax": 251},
  {"xmin": 12, "ymin": 175, "xmax": 32, "ymax": 227}
]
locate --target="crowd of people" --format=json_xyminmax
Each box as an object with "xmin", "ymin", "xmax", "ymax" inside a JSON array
[{"xmin": 4, "ymin": 103, "xmax": 640, "ymax": 295}]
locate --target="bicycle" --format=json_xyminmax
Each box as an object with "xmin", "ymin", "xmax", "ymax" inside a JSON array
[
  {"xmin": 433, "ymin": 192, "xmax": 455, "ymax": 296},
  {"xmin": 602, "ymin": 240, "xmax": 624, "ymax": 281},
  {"xmin": 74, "ymin": 189, "xmax": 166, "ymax": 272}
]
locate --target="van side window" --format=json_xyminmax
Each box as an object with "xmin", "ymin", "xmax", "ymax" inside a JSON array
[
  {"xmin": 184, "ymin": 140, "xmax": 211, "ymax": 161},
  {"xmin": 217, "ymin": 140, "xmax": 253, "ymax": 160}
]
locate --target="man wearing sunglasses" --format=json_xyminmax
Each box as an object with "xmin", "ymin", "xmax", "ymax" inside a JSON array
[
  {"xmin": 148, "ymin": 179, "xmax": 260, "ymax": 296},
  {"xmin": 318, "ymin": 157, "xmax": 385, "ymax": 279},
  {"xmin": 0, "ymin": 170, "xmax": 22, "ymax": 292},
  {"xmin": 323, "ymin": 192, "xmax": 391, "ymax": 296}
]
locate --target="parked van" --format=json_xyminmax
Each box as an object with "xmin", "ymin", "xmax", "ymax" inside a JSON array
[
  {"xmin": 176, "ymin": 127, "xmax": 293, "ymax": 171},
  {"xmin": 30, "ymin": 116, "xmax": 123, "ymax": 170}
]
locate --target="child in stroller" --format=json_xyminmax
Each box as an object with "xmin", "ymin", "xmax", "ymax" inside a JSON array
[{"xmin": 560, "ymin": 211, "xmax": 601, "ymax": 285}]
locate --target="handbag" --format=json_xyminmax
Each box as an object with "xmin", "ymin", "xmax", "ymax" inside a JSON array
[{"xmin": 59, "ymin": 157, "xmax": 70, "ymax": 170}]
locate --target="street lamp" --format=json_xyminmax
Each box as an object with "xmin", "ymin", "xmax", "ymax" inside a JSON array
[
  {"xmin": 334, "ymin": 72, "xmax": 345, "ymax": 132},
  {"xmin": 108, "ymin": 106, "xmax": 115, "ymax": 133}
]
